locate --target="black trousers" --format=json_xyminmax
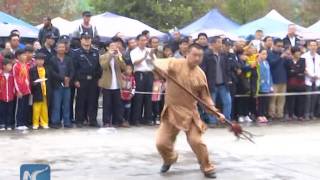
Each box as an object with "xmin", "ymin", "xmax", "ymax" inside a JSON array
[
  {"xmin": 0, "ymin": 100, "xmax": 14, "ymax": 128},
  {"xmin": 102, "ymin": 89, "xmax": 123, "ymax": 125},
  {"xmin": 229, "ymin": 83, "xmax": 237, "ymax": 119},
  {"xmin": 236, "ymin": 96, "xmax": 249, "ymax": 116},
  {"xmin": 27, "ymin": 104, "xmax": 33, "ymax": 127},
  {"xmin": 122, "ymin": 100, "xmax": 131, "ymax": 122},
  {"xmin": 152, "ymin": 101, "xmax": 160, "ymax": 122},
  {"xmin": 75, "ymin": 79, "xmax": 99, "ymax": 125},
  {"xmin": 15, "ymin": 95, "xmax": 30, "ymax": 127},
  {"xmin": 159, "ymin": 93, "xmax": 165, "ymax": 114},
  {"xmin": 131, "ymin": 71, "xmax": 153, "ymax": 124},
  {"xmin": 257, "ymin": 92, "xmax": 269, "ymax": 117},
  {"xmin": 70, "ymin": 86, "xmax": 76, "ymax": 122},
  {"xmin": 287, "ymin": 87, "xmax": 305, "ymax": 118}
]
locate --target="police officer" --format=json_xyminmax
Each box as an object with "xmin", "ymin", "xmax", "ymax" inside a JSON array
[{"xmin": 74, "ymin": 32, "xmax": 102, "ymax": 127}]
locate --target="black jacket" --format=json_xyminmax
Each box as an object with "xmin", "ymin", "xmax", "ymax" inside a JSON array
[
  {"xmin": 48, "ymin": 55, "xmax": 75, "ymax": 89},
  {"xmin": 37, "ymin": 47, "xmax": 56, "ymax": 67},
  {"xmin": 201, "ymin": 51, "xmax": 232, "ymax": 92},
  {"xmin": 73, "ymin": 47, "xmax": 102, "ymax": 81},
  {"xmin": 38, "ymin": 25, "xmax": 60, "ymax": 45},
  {"xmin": 285, "ymin": 58, "xmax": 306, "ymax": 90},
  {"xmin": 29, "ymin": 66, "xmax": 51, "ymax": 103},
  {"xmin": 226, "ymin": 52, "xmax": 241, "ymax": 84},
  {"xmin": 283, "ymin": 35, "xmax": 300, "ymax": 48}
]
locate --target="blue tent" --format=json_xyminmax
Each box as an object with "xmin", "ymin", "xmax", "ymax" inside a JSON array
[
  {"xmin": 0, "ymin": 23, "xmax": 38, "ymax": 38},
  {"xmin": 0, "ymin": 11, "xmax": 38, "ymax": 33},
  {"xmin": 234, "ymin": 10, "xmax": 306, "ymax": 38},
  {"xmin": 180, "ymin": 9, "xmax": 240, "ymax": 35}
]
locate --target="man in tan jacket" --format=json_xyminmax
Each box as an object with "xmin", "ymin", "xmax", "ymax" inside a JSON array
[
  {"xmin": 154, "ymin": 43, "xmax": 225, "ymax": 179},
  {"xmin": 99, "ymin": 39, "xmax": 127, "ymax": 127}
]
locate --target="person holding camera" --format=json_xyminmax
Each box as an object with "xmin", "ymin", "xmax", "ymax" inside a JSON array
[
  {"xmin": 99, "ymin": 39, "xmax": 126, "ymax": 127},
  {"xmin": 267, "ymin": 38, "xmax": 288, "ymax": 120}
]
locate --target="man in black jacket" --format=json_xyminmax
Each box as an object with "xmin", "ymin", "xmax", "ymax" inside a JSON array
[
  {"xmin": 222, "ymin": 38, "xmax": 242, "ymax": 119},
  {"xmin": 38, "ymin": 16, "xmax": 60, "ymax": 46},
  {"xmin": 59, "ymin": 35, "xmax": 77, "ymax": 123},
  {"xmin": 49, "ymin": 41, "xmax": 74, "ymax": 128},
  {"xmin": 201, "ymin": 36, "xmax": 232, "ymax": 124},
  {"xmin": 283, "ymin": 24, "xmax": 300, "ymax": 49},
  {"xmin": 38, "ymin": 33, "xmax": 56, "ymax": 67}
]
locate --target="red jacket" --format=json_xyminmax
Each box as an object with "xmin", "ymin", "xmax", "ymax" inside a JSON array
[
  {"xmin": 152, "ymin": 80, "xmax": 165, "ymax": 102},
  {"xmin": 121, "ymin": 75, "xmax": 136, "ymax": 101},
  {"xmin": 0, "ymin": 72, "xmax": 15, "ymax": 102},
  {"xmin": 13, "ymin": 61, "xmax": 31, "ymax": 95}
]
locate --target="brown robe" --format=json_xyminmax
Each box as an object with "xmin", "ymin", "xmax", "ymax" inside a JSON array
[
  {"xmin": 154, "ymin": 58, "xmax": 215, "ymax": 174},
  {"xmin": 155, "ymin": 58, "xmax": 214, "ymax": 133}
]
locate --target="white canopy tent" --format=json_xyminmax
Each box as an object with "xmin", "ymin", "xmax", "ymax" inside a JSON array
[
  {"xmin": 308, "ymin": 20, "xmax": 320, "ymax": 32},
  {"xmin": 234, "ymin": 10, "xmax": 307, "ymax": 38},
  {"xmin": 71, "ymin": 12, "xmax": 165, "ymax": 38}
]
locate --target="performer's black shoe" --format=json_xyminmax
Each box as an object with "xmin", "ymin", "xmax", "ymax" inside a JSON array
[
  {"xmin": 204, "ymin": 171, "xmax": 217, "ymax": 179},
  {"xmin": 160, "ymin": 164, "xmax": 172, "ymax": 173},
  {"xmin": 160, "ymin": 154, "xmax": 178, "ymax": 173}
]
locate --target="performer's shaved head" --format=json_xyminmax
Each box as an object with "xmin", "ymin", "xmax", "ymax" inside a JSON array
[
  {"xmin": 186, "ymin": 43, "xmax": 204, "ymax": 68},
  {"xmin": 188, "ymin": 43, "xmax": 203, "ymax": 51}
]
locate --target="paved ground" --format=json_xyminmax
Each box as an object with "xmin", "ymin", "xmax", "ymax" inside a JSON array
[{"xmin": 1, "ymin": 121, "xmax": 320, "ymax": 180}]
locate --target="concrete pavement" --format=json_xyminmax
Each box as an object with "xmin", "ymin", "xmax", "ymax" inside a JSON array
[{"xmin": 0, "ymin": 121, "xmax": 320, "ymax": 180}]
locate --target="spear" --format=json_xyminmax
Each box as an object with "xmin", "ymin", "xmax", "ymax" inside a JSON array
[{"xmin": 150, "ymin": 56, "xmax": 255, "ymax": 144}]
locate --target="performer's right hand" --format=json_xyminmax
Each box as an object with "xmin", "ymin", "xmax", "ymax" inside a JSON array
[{"xmin": 217, "ymin": 113, "xmax": 226, "ymax": 124}]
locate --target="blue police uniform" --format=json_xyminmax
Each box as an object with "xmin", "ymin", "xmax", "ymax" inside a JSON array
[{"xmin": 73, "ymin": 46, "xmax": 102, "ymax": 127}]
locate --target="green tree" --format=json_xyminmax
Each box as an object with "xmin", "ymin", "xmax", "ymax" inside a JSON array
[
  {"xmin": 221, "ymin": 0, "xmax": 269, "ymax": 24},
  {"xmin": 0, "ymin": 0, "xmax": 90, "ymax": 24},
  {"xmin": 300, "ymin": 0, "xmax": 320, "ymax": 26},
  {"xmin": 90, "ymin": 0, "xmax": 211, "ymax": 31}
]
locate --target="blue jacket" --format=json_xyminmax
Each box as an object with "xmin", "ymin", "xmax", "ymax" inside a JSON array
[
  {"xmin": 267, "ymin": 50, "xmax": 287, "ymax": 84},
  {"xmin": 258, "ymin": 60, "xmax": 273, "ymax": 93}
]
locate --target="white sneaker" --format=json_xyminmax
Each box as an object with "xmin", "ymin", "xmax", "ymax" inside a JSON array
[
  {"xmin": 42, "ymin": 126, "xmax": 49, "ymax": 129},
  {"xmin": 245, "ymin": 116, "xmax": 253, "ymax": 123},
  {"xmin": 238, "ymin": 116, "xmax": 245, "ymax": 123},
  {"xmin": 32, "ymin": 126, "xmax": 39, "ymax": 130},
  {"xmin": 6, "ymin": 127, "xmax": 12, "ymax": 131},
  {"xmin": 16, "ymin": 126, "xmax": 28, "ymax": 130},
  {"xmin": 0, "ymin": 128, "xmax": 5, "ymax": 131}
]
